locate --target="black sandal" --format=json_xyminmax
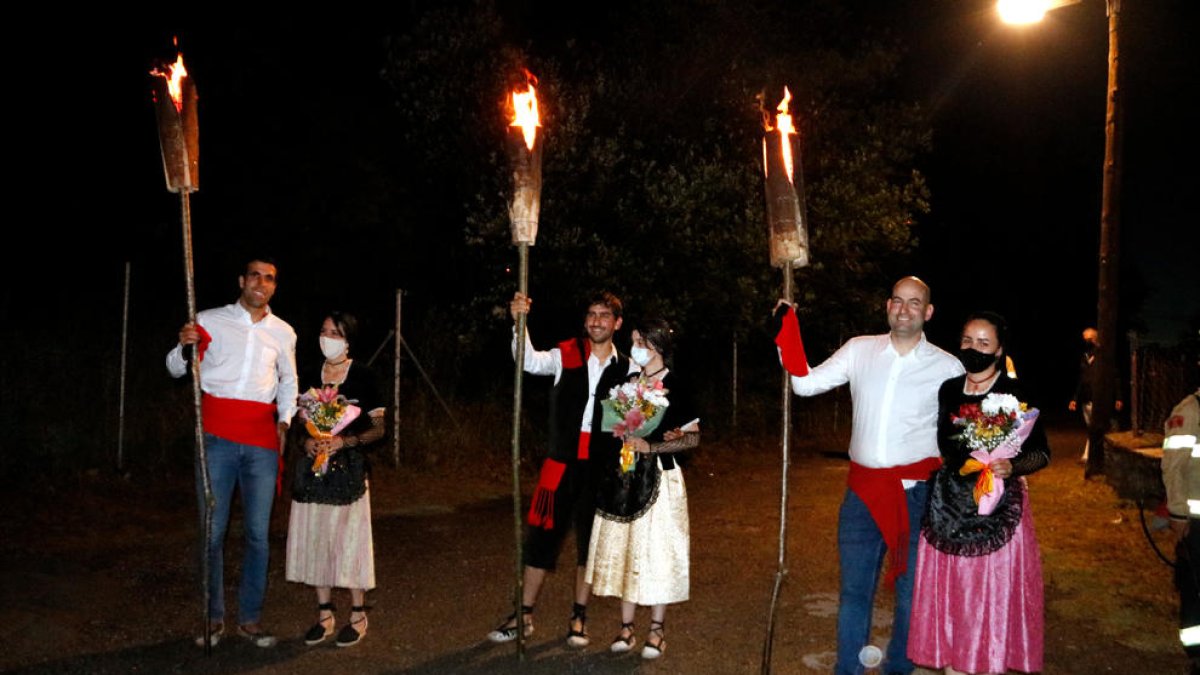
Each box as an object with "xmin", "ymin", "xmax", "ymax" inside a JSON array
[
  {"xmin": 304, "ymin": 602, "xmax": 336, "ymax": 645},
  {"xmin": 487, "ymin": 604, "xmax": 534, "ymax": 643},
  {"xmin": 641, "ymin": 620, "xmax": 665, "ymax": 660},
  {"xmin": 335, "ymin": 605, "xmax": 369, "ymax": 648},
  {"xmin": 610, "ymin": 621, "xmax": 636, "ymax": 653},
  {"xmin": 566, "ymin": 602, "xmax": 589, "ymax": 648}
]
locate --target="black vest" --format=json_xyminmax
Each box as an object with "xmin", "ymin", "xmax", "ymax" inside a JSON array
[{"xmin": 545, "ymin": 337, "xmax": 628, "ymax": 464}]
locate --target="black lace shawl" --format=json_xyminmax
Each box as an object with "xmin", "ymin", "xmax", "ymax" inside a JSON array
[{"xmin": 921, "ymin": 374, "xmax": 1050, "ymax": 556}]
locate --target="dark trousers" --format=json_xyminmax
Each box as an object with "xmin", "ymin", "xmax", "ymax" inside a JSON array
[
  {"xmin": 1177, "ymin": 522, "xmax": 1200, "ymax": 661},
  {"xmin": 525, "ymin": 459, "xmax": 595, "ymax": 571}
]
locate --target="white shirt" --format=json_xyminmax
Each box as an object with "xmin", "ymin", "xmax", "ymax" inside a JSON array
[
  {"xmin": 166, "ymin": 302, "xmax": 299, "ymax": 423},
  {"xmin": 513, "ymin": 330, "xmax": 633, "ymax": 432},
  {"xmin": 790, "ymin": 333, "xmax": 963, "ymax": 470}
]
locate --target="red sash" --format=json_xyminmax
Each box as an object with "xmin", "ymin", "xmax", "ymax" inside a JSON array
[
  {"xmin": 201, "ymin": 394, "xmax": 279, "ymax": 452},
  {"xmin": 847, "ymin": 457, "xmax": 942, "ymax": 587}
]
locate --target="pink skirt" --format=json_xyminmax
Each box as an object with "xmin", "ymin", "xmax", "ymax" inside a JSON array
[
  {"xmin": 285, "ymin": 487, "xmax": 375, "ymax": 590},
  {"xmin": 908, "ymin": 487, "xmax": 1043, "ymax": 674}
]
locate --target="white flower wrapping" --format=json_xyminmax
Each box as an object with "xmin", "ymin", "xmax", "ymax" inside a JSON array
[
  {"xmin": 607, "ymin": 380, "xmax": 670, "ymax": 409},
  {"xmin": 980, "ymin": 392, "xmax": 1021, "ymax": 416}
]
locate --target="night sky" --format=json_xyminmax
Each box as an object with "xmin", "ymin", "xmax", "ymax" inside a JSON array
[{"xmin": 11, "ymin": 2, "xmax": 1198, "ymax": 409}]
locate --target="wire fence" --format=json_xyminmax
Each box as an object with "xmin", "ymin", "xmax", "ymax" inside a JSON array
[{"xmin": 1129, "ymin": 341, "xmax": 1199, "ymax": 436}]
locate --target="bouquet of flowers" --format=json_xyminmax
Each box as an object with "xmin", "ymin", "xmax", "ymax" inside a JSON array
[
  {"xmin": 952, "ymin": 392, "xmax": 1040, "ymax": 515},
  {"xmin": 600, "ymin": 377, "xmax": 670, "ymax": 473},
  {"xmin": 297, "ymin": 385, "xmax": 361, "ymax": 476}
]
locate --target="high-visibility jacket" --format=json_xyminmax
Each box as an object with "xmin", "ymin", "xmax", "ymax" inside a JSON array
[{"xmin": 1162, "ymin": 389, "xmax": 1200, "ymax": 520}]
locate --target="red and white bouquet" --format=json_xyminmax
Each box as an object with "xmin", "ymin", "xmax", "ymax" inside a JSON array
[
  {"xmin": 600, "ymin": 377, "xmax": 670, "ymax": 473},
  {"xmin": 297, "ymin": 385, "xmax": 361, "ymax": 476},
  {"xmin": 952, "ymin": 392, "xmax": 1040, "ymax": 515}
]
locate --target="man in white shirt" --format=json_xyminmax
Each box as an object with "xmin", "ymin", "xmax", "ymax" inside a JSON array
[
  {"xmin": 166, "ymin": 257, "xmax": 298, "ymax": 648},
  {"xmin": 488, "ymin": 291, "xmax": 632, "ymax": 648},
  {"xmin": 778, "ymin": 276, "xmax": 963, "ymax": 675}
]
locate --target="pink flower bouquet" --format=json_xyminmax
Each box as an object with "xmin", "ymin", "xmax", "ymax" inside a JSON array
[{"xmin": 297, "ymin": 386, "xmax": 361, "ymax": 476}]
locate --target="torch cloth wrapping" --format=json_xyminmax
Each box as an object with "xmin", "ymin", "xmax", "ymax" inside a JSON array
[
  {"xmin": 507, "ymin": 127, "xmax": 542, "ymax": 244},
  {"xmin": 152, "ymin": 76, "xmax": 199, "ymax": 193},
  {"xmin": 762, "ymin": 133, "xmax": 809, "ymax": 268}
]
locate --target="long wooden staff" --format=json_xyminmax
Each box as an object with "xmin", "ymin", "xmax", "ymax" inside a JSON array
[
  {"xmin": 152, "ymin": 51, "xmax": 213, "ymax": 655},
  {"xmin": 506, "ymin": 74, "xmax": 542, "ymax": 660},
  {"xmin": 759, "ymin": 87, "xmax": 811, "ymax": 674}
]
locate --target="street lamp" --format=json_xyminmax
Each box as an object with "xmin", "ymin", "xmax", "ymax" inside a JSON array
[{"xmin": 1000, "ymin": 0, "xmax": 1123, "ymax": 476}]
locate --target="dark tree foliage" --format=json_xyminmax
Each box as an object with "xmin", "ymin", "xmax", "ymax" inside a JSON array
[{"xmin": 381, "ymin": 0, "xmax": 930, "ymax": 378}]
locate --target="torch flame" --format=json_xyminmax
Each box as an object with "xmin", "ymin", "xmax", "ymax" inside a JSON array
[
  {"xmin": 774, "ymin": 87, "xmax": 796, "ymax": 183},
  {"xmin": 509, "ymin": 73, "xmax": 540, "ymax": 151},
  {"xmin": 151, "ymin": 53, "xmax": 189, "ymax": 114}
]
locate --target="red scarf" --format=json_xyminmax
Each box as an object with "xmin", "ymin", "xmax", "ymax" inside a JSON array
[
  {"xmin": 774, "ymin": 306, "xmax": 809, "ymax": 377},
  {"xmin": 847, "ymin": 457, "xmax": 942, "ymax": 586}
]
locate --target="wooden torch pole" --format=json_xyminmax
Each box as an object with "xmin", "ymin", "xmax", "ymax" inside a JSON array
[
  {"xmin": 759, "ymin": 86, "xmax": 810, "ymax": 674},
  {"xmin": 152, "ymin": 51, "xmax": 211, "ymax": 654},
  {"xmin": 506, "ymin": 73, "xmax": 542, "ymax": 661},
  {"xmin": 510, "ymin": 243, "xmax": 530, "ymax": 659}
]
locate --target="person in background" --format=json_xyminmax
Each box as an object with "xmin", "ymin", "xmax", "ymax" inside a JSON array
[
  {"xmin": 1161, "ymin": 371, "xmax": 1200, "ymax": 669},
  {"xmin": 1069, "ymin": 327, "xmax": 1122, "ymax": 462}
]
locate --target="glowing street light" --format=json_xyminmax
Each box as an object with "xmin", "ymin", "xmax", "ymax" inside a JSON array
[{"xmin": 997, "ymin": 0, "xmax": 1082, "ymax": 25}]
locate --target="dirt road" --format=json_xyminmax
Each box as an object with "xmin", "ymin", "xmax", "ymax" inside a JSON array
[{"xmin": 1, "ymin": 426, "xmax": 1187, "ymax": 673}]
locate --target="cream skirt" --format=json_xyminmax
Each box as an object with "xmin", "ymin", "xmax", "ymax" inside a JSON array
[{"xmin": 587, "ymin": 461, "xmax": 689, "ymax": 605}]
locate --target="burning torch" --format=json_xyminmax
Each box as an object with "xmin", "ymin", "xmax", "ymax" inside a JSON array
[
  {"xmin": 760, "ymin": 86, "xmax": 810, "ymax": 674},
  {"xmin": 151, "ymin": 48, "xmax": 213, "ymax": 654},
  {"xmin": 507, "ymin": 71, "xmax": 541, "ymax": 659}
]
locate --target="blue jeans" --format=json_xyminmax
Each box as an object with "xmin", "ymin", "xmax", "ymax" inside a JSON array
[
  {"xmin": 834, "ymin": 483, "xmax": 927, "ymax": 675},
  {"xmin": 196, "ymin": 434, "xmax": 278, "ymax": 625}
]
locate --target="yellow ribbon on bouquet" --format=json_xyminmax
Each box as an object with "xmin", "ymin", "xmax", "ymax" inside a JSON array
[
  {"xmin": 959, "ymin": 458, "xmax": 994, "ymax": 506},
  {"xmin": 305, "ymin": 419, "xmax": 334, "ymax": 475},
  {"xmin": 619, "ymin": 441, "xmax": 636, "ymax": 474}
]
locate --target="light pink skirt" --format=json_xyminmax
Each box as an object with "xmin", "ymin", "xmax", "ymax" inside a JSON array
[
  {"xmin": 908, "ymin": 488, "xmax": 1043, "ymax": 674},
  {"xmin": 285, "ymin": 487, "xmax": 375, "ymax": 590}
]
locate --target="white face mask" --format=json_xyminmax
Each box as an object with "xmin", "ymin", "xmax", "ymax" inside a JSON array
[
  {"xmin": 320, "ymin": 336, "xmax": 347, "ymax": 360},
  {"xmin": 630, "ymin": 345, "xmax": 652, "ymax": 367}
]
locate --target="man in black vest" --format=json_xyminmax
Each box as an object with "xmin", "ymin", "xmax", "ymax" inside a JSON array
[{"xmin": 488, "ymin": 291, "xmax": 632, "ymax": 648}]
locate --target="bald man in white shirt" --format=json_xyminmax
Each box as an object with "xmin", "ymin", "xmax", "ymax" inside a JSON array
[{"xmin": 780, "ymin": 276, "xmax": 963, "ymax": 675}]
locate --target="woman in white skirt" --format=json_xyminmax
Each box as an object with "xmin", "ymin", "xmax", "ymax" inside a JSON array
[
  {"xmin": 587, "ymin": 318, "xmax": 700, "ymax": 659},
  {"xmin": 285, "ymin": 311, "xmax": 386, "ymax": 647}
]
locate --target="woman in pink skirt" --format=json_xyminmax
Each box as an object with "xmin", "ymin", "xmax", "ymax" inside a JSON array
[
  {"xmin": 285, "ymin": 312, "xmax": 386, "ymax": 648},
  {"xmin": 909, "ymin": 311, "xmax": 1048, "ymax": 674}
]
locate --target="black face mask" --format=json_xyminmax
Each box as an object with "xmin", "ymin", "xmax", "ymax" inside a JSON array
[
  {"xmin": 1083, "ymin": 341, "xmax": 1097, "ymax": 354},
  {"xmin": 959, "ymin": 348, "xmax": 999, "ymax": 374}
]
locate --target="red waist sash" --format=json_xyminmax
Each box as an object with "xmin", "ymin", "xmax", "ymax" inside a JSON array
[
  {"xmin": 847, "ymin": 457, "xmax": 942, "ymax": 587},
  {"xmin": 202, "ymin": 393, "xmax": 279, "ymax": 452}
]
